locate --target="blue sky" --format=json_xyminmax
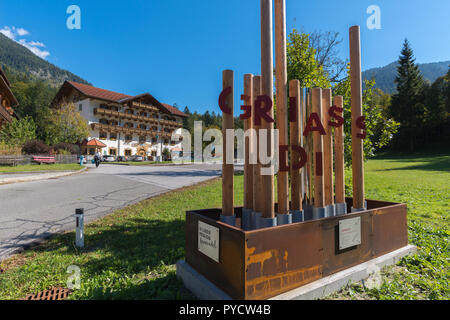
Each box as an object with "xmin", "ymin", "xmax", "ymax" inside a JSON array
[{"xmin": 1, "ymin": 0, "xmax": 449, "ymax": 115}]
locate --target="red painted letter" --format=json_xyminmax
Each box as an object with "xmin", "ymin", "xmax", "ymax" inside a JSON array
[
  {"xmin": 219, "ymin": 87, "xmax": 232, "ymax": 114},
  {"xmin": 279, "ymin": 145, "xmax": 289, "ymax": 172},
  {"xmin": 315, "ymin": 152, "xmax": 323, "ymax": 176},
  {"xmin": 239, "ymin": 94, "xmax": 251, "ymax": 120},
  {"xmin": 303, "ymin": 113, "xmax": 326, "ymax": 137},
  {"xmin": 356, "ymin": 116, "xmax": 366, "ymax": 139},
  {"xmin": 328, "ymin": 105, "xmax": 344, "ymax": 127},
  {"xmin": 254, "ymin": 95, "xmax": 275, "ymax": 126},
  {"xmin": 291, "ymin": 145, "xmax": 308, "ymax": 170}
]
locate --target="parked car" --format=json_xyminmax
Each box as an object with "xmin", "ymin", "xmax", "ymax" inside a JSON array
[
  {"xmin": 116, "ymin": 156, "xmax": 128, "ymax": 162},
  {"xmin": 102, "ymin": 155, "xmax": 116, "ymax": 162},
  {"xmin": 130, "ymin": 155, "xmax": 144, "ymax": 162}
]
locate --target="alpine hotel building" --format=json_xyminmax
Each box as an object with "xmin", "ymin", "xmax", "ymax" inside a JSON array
[
  {"xmin": 0, "ymin": 67, "xmax": 18, "ymax": 129},
  {"xmin": 51, "ymin": 81, "xmax": 188, "ymax": 159}
]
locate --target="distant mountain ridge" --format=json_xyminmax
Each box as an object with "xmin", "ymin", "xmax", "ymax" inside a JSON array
[
  {"xmin": 363, "ymin": 60, "xmax": 450, "ymax": 94},
  {"xmin": 0, "ymin": 32, "xmax": 89, "ymax": 87}
]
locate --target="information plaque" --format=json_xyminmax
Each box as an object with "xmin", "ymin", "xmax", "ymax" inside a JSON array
[
  {"xmin": 339, "ymin": 217, "xmax": 361, "ymax": 250},
  {"xmin": 198, "ymin": 221, "xmax": 220, "ymax": 262}
]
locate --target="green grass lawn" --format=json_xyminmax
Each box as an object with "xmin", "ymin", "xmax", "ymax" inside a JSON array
[
  {"xmin": 0, "ymin": 152, "xmax": 448, "ymax": 300},
  {"xmin": 0, "ymin": 163, "xmax": 83, "ymax": 173}
]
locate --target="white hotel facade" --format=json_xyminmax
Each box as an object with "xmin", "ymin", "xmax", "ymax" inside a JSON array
[{"xmin": 51, "ymin": 81, "xmax": 188, "ymax": 159}]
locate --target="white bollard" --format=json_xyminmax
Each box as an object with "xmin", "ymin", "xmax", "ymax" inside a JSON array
[{"xmin": 75, "ymin": 208, "xmax": 84, "ymax": 248}]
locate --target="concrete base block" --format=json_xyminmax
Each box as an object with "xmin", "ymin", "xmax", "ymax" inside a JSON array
[
  {"xmin": 303, "ymin": 204, "xmax": 314, "ymax": 221},
  {"xmin": 276, "ymin": 213, "xmax": 292, "ymax": 226},
  {"xmin": 219, "ymin": 214, "xmax": 236, "ymax": 226},
  {"xmin": 250, "ymin": 211, "xmax": 261, "ymax": 230},
  {"xmin": 325, "ymin": 204, "xmax": 336, "ymax": 218},
  {"xmin": 256, "ymin": 216, "xmax": 277, "ymax": 229},
  {"xmin": 176, "ymin": 245, "xmax": 417, "ymax": 300},
  {"xmin": 241, "ymin": 208, "xmax": 252, "ymax": 231},
  {"xmin": 335, "ymin": 203, "xmax": 347, "ymax": 216},
  {"xmin": 313, "ymin": 207, "xmax": 326, "ymax": 220},
  {"xmin": 351, "ymin": 201, "xmax": 368, "ymax": 213},
  {"xmin": 290, "ymin": 210, "xmax": 304, "ymax": 223},
  {"xmin": 176, "ymin": 260, "xmax": 232, "ymax": 300}
]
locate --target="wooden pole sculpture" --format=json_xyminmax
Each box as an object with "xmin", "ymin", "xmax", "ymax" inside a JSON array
[
  {"xmin": 333, "ymin": 95, "xmax": 347, "ymax": 215},
  {"xmin": 259, "ymin": 0, "xmax": 276, "ymax": 227},
  {"xmin": 221, "ymin": 70, "xmax": 235, "ymax": 225},
  {"xmin": 349, "ymin": 26, "xmax": 366, "ymax": 211},
  {"xmin": 312, "ymin": 88, "xmax": 326, "ymax": 219},
  {"xmin": 322, "ymin": 88, "xmax": 335, "ymax": 217},
  {"xmin": 305, "ymin": 89, "xmax": 314, "ymax": 220},
  {"xmin": 242, "ymin": 74, "xmax": 254, "ymax": 230},
  {"xmin": 274, "ymin": 0, "xmax": 290, "ymax": 224},
  {"xmin": 289, "ymin": 80, "xmax": 304, "ymax": 222},
  {"xmin": 252, "ymin": 76, "xmax": 263, "ymax": 229}
]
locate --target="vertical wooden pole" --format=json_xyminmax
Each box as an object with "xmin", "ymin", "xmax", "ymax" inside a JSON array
[
  {"xmin": 349, "ymin": 26, "xmax": 365, "ymax": 210},
  {"xmin": 289, "ymin": 80, "xmax": 302, "ymax": 211},
  {"xmin": 253, "ymin": 76, "xmax": 263, "ymax": 214},
  {"xmin": 306, "ymin": 89, "xmax": 313, "ymax": 206},
  {"xmin": 322, "ymin": 88, "xmax": 334, "ymax": 209},
  {"xmin": 274, "ymin": 0, "xmax": 289, "ymax": 215},
  {"xmin": 244, "ymin": 74, "xmax": 254, "ymax": 211},
  {"xmin": 260, "ymin": 0, "xmax": 275, "ymax": 219},
  {"xmin": 312, "ymin": 88, "xmax": 325, "ymax": 209},
  {"xmin": 222, "ymin": 70, "xmax": 234, "ymax": 217},
  {"xmin": 334, "ymin": 95, "xmax": 346, "ymax": 206}
]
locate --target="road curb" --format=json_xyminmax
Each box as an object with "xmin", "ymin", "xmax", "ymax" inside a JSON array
[{"xmin": 0, "ymin": 166, "xmax": 87, "ymax": 186}]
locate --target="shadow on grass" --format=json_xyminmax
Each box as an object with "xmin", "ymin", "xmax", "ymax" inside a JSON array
[
  {"xmin": 372, "ymin": 154, "xmax": 450, "ymax": 172},
  {"xmin": 31, "ymin": 217, "xmax": 194, "ymax": 300}
]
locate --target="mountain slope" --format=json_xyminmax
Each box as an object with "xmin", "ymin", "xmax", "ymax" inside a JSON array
[
  {"xmin": 363, "ymin": 60, "xmax": 450, "ymax": 94},
  {"xmin": 0, "ymin": 32, "xmax": 89, "ymax": 86}
]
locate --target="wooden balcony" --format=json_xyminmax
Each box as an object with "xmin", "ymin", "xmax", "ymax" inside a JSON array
[
  {"xmin": 91, "ymin": 122, "xmax": 160, "ymax": 137},
  {"xmin": 94, "ymin": 108, "xmax": 161, "ymax": 124},
  {"xmin": 131, "ymin": 101, "xmax": 159, "ymax": 112}
]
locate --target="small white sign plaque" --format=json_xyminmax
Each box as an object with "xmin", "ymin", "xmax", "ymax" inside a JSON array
[
  {"xmin": 198, "ymin": 221, "xmax": 220, "ymax": 262},
  {"xmin": 339, "ymin": 217, "xmax": 361, "ymax": 250}
]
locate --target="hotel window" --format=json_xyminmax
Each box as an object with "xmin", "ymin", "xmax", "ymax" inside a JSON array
[
  {"xmin": 99, "ymin": 132, "xmax": 107, "ymax": 140},
  {"xmin": 126, "ymin": 109, "xmax": 134, "ymax": 115},
  {"xmin": 140, "ymin": 112, "xmax": 147, "ymax": 117},
  {"xmin": 125, "ymin": 123, "xmax": 133, "ymax": 128},
  {"xmin": 110, "ymin": 133, "xmax": 117, "ymax": 141},
  {"xmin": 110, "ymin": 120, "xmax": 118, "ymax": 126},
  {"xmin": 99, "ymin": 118, "xmax": 109, "ymax": 125},
  {"xmin": 125, "ymin": 135, "xmax": 132, "ymax": 142},
  {"xmin": 152, "ymin": 137, "xmax": 157, "ymax": 143},
  {"xmin": 139, "ymin": 124, "xmax": 146, "ymax": 130},
  {"xmin": 139, "ymin": 136, "xmax": 146, "ymax": 144},
  {"xmin": 164, "ymin": 139, "xmax": 169, "ymax": 145},
  {"xmin": 79, "ymin": 104, "xmax": 82, "ymax": 111},
  {"xmin": 125, "ymin": 149, "xmax": 132, "ymax": 156},
  {"xmin": 109, "ymin": 148, "xmax": 117, "ymax": 156}
]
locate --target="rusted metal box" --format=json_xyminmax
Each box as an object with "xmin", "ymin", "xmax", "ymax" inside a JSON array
[{"xmin": 185, "ymin": 198, "xmax": 408, "ymax": 300}]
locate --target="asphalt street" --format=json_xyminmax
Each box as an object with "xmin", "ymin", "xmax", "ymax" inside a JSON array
[{"xmin": 0, "ymin": 163, "xmax": 223, "ymax": 260}]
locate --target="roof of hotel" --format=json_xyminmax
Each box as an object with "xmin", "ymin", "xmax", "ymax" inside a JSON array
[{"xmin": 53, "ymin": 81, "xmax": 188, "ymax": 118}]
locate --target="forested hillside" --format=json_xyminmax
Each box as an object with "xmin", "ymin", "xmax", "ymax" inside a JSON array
[
  {"xmin": 0, "ymin": 32, "xmax": 89, "ymax": 87},
  {"xmin": 363, "ymin": 60, "xmax": 449, "ymax": 93}
]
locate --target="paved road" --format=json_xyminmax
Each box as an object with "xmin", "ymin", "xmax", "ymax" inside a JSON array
[{"xmin": 0, "ymin": 163, "xmax": 224, "ymax": 260}]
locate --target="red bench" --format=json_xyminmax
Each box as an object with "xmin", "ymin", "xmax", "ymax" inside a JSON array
[{"xmin": 32, "ymin": 156, "xmax": 56, "ymax": 164}]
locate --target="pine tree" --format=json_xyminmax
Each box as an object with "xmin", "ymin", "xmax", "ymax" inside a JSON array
[{"xmin": 390, "ymin": 39, "xmax": 426, "ymax": 151}]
